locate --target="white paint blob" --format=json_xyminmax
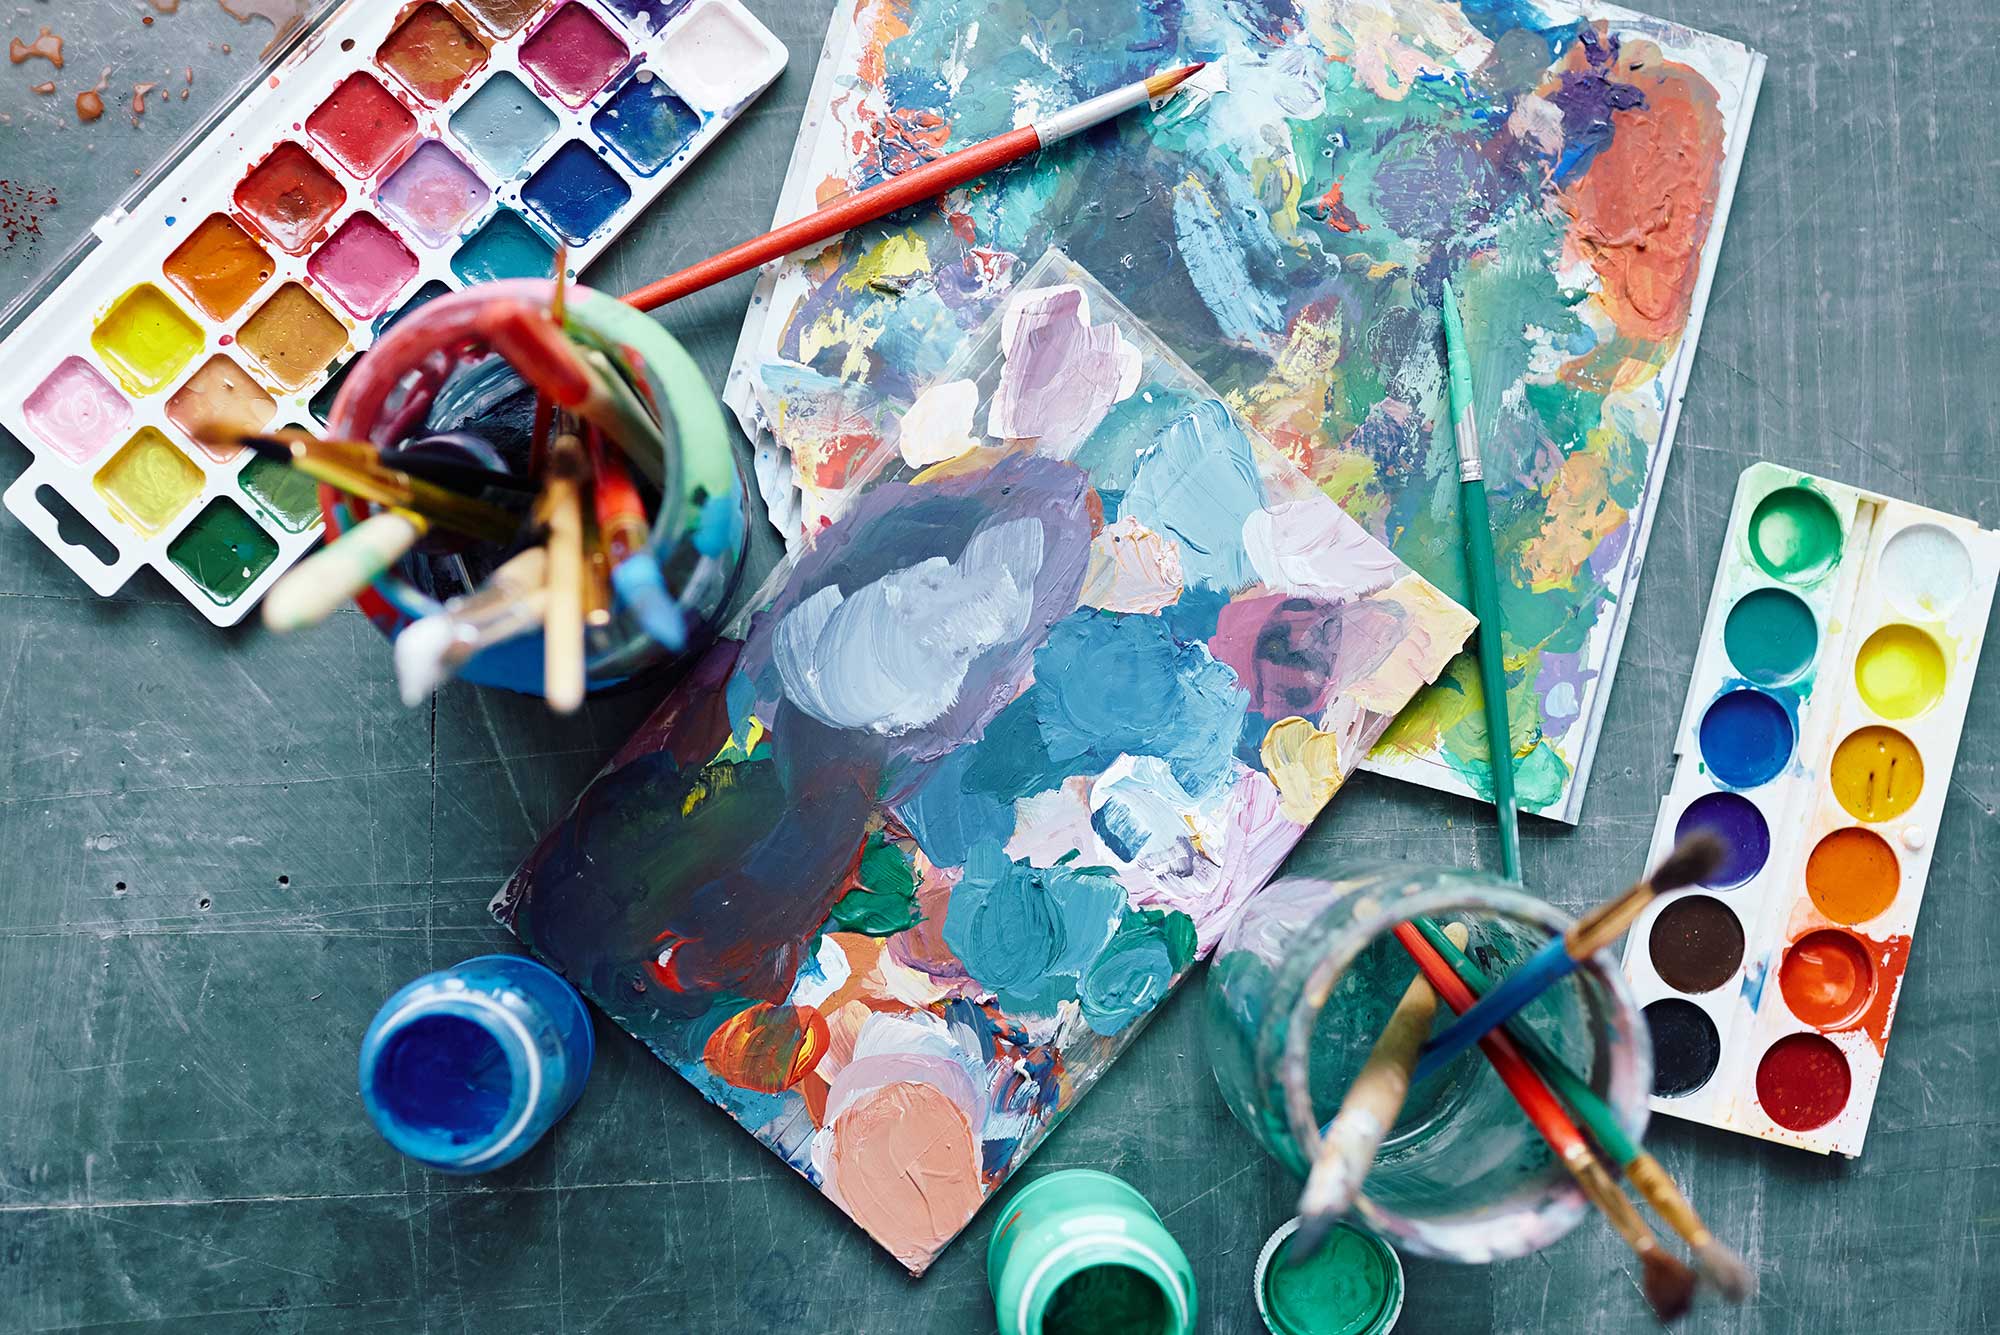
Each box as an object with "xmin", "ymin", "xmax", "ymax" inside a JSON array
[{"xmin": 1880, "ymin": 522, "xmax": 1975, "ymax": 620}]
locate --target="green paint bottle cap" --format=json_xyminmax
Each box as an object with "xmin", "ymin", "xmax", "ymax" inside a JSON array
[{"xmin": 1255, "ymin": 1217, "xmax": 1404, "ymax": 1335}]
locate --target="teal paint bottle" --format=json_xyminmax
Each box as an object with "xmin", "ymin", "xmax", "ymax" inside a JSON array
[
  {"xmin": 987, "ymin": 1170, "xmax": 1196, "ymax": 1335},
  {"xmin": 358, "ymin": 954, "xmax": 594, "ymax": 1173}
]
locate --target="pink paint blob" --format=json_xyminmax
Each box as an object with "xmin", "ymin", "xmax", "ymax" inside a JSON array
[
  {"xmin": 374, "ymin": 139, "xmax": 490, "ymax": 248},
  {"xmin": 23, "ymin": 356, "xmax": 132, "ymax": 464},
  {"xmin": 519, "ymin": 2, "xmax": 628, "ymax": 108},
  {"xmin": 307, "ymin": 213, "xmax": 419, "ymax": 318}
]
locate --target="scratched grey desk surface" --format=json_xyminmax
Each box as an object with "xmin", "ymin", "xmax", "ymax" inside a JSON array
[{"xmin": 1, "ymin": 1, "xmax": 1996, "ymax": 1332}]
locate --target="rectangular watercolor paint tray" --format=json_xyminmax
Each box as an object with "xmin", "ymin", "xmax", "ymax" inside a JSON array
[
  {"xmin": 1621, "ymin": 462, "xmax": 2000, "ymax": 1156},
  {"xmin": 0, "ymin": 0, "xmax": 784, "ymax": 625}
]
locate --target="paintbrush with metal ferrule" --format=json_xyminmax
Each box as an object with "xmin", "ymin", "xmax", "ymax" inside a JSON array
[
  {"xmin": 222, "ymin": 430, "xmax": 524, "ymax": 545},
  {"xmin": 1394, "ymin": 923, "xmax": 1698, "ymax": 1324},
  {"xmin": 1412, "ymin": 833, "xmax": 1727, "ymax": 1085},
  {"xmin": 1409, "ymin": 916, "xmax": 1755, "ymax": 1301},
  {"xmin": 1290, "ymin": 921, "xmax": 1472, "ymax": 1260},
  {"xmin": 621, "ymin": 61, "xmax": 1211, "ymax": 312},
  {"xmin": 1441, "ymin": 279, "xmax": 1522, "ymax": 883}
]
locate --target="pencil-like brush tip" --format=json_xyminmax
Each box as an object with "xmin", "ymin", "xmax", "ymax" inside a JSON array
[
  {"xmin": 1640, "ymin": 1249, "xmax": 1699, "ymax": 1324},
  {"xmin": 1145, "ymin": 61, "xmax": 1208, "ymax": 97},
  {"xmin": 1693, "ymin": 1238, "xmax": 1756, "ymax": 1303},
  {"xmin": 1652, "ymin": 831, "xmax": 1727, "ymax": 894}
]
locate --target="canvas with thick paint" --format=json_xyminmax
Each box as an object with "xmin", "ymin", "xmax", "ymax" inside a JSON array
[
  {"xmin": 494, "ymin": 253, "xmax": 1474, "ymax": 1272},
  {"xmin": 725, "ymin": 0, "xmax": 1764, "ymax": 823}
]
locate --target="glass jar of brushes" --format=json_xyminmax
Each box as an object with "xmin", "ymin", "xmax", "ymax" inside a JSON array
[{"xmin": 1206, "ymin": 863, "xmax": 1652, "ymax": 1263}]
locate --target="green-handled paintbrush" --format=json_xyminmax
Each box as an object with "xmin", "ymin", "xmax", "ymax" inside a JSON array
[
  {"xmin": 1441, "ymin": 281, "xmax": 1521, "ymax": 881},
  {"xmin": 1410, "ymin": 915, "xmax": 1754, "ymax": 1302}
]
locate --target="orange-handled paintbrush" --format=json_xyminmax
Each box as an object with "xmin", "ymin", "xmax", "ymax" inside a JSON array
[{"xmin": 620, "ymin": 62, "xmax": 1209, "ymax": 313}]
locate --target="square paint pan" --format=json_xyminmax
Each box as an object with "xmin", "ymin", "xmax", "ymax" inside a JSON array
[
  {"xmin": 0, "ymin": 0, "xmax": 784, "ymax": 626},
  {"xmin": 1622, "ymin": 462, "xmax": 2000, "ymax": 1155}
]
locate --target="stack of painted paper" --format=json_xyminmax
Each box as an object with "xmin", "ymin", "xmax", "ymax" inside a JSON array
[
  {"xmin": 494, "ymin": 253, "xmax": 1475, "ymax": 1271},
  {"xmin": 727, "ymin": 0, "xmax": 1764, "ymax": 823}
]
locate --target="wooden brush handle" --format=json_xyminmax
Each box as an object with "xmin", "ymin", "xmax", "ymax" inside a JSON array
[
  {"xmin": 1302, "ymin": 923, "xmax": 1470, "ymax": 1216},
  {"xmin": 1626, "ymin": 1152, "xmax": 1715, "ymax": 1247},
  {"xmin": 1568, "ymin": 881, "xmax": 1654, "ymax": 957},
  {"xmin": 1567, "ymin": 1146, "xmax": 1663, "ymax": 1258}
]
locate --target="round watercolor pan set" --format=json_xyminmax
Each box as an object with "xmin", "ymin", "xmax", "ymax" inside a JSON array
[
  {"xmin": 0, "ymin": 0, "xmax": 784, "ymax": 625},
  {"xmin": 1620, "ymin": 461, "xmax": 2000, "ymax": 1156}
]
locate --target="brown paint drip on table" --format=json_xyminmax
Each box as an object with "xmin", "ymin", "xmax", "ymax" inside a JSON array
[
  {"xmin": 217, "ymin": 0, "xmax": 312, "ymax": 60},
  {"xmin": 76, "ymin": 68, "xmax": 109, "ymax": 123},
  {"xmin": 30, "ymin": 81, "xmax": 54, "ymax": 95},
  {"xmin": 9, "ymin": 27, "xmax": 64, "ymax": 68}
]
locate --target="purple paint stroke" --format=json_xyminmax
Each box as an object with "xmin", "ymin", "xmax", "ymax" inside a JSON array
[
  {"xmin": 1548, "ymin": 26, "xmax": 1646, "ymax": 184},
  {"xmin": 987, "ymin": 284, "xmax": 1139, "ymax": 455},
  {"xmin": 1533, "ymin": 648, "xmax": 1595, "ymax": 734}
]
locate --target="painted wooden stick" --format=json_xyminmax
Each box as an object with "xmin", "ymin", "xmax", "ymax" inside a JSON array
[
  {"xmin": 539, "ymin": 431, "xmax": 588, "ymax": 714},
  {"xmin": 1291, "ymin": 921, "xmax": 1471, "ymax": 1257},
  {"xmin": 262, "ymin": 509, "xmax": 426, "ymax": 633}
]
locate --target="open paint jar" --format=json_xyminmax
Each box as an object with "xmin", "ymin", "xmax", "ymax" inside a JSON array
[
  {"xmin": 987, "ymin": 1170, "xmax": 1196, "ymax": 1335},
  {"xmin": 1255, "ymin": 1217, "xmax": 1404, "ymax": 1335},
  {"xmin": 324, "ymin": 278, "xmax": 746, "ymax": 697},
  {"xmin": 1206, "ymin": 865, "xmax": 1650, "ymax": 1262}
]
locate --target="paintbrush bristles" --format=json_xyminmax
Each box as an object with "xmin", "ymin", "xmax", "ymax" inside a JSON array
[
  {"xmin": 1568, "ymin": 1151, "xmax": 1698, "ymax": 1324},
  {"xmin": 1626, "ymin": 1153, "xmax": 1755, "ymax": 1302},
  {"xmin": 1570, "ymin": 832, "xmax": 1728, "ymax": 957},
  {"xmin": 1142, "ymin": 61, "xmax": 1207, "ymax": 98}
]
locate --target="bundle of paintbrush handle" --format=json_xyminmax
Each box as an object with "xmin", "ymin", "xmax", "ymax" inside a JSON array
[{"xmin": 1410, "ymin": 916, "xmax": 1754, "ymax": 1301}]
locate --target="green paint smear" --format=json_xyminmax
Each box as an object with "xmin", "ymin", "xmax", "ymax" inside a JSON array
[
  {"xmin": 1265, "ymin": 1226, "xmax": 1397, "ymax": 1335},
  {"xmin": 827, "ymin": 832, "xmax": 920, "ymax": 935},
  {"xmin": 239, "ymin": 452, "xmax": 321, "ymax": 532},
  {"xmin": 1042, "ymin": 1263, "xmax": 1169, "ymax": 1335},
  {"xmin": 167, "ymin": 499, "xmax": 278, "ymax": 605}
]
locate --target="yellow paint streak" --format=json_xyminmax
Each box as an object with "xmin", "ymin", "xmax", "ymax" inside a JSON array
[
  {"xmin": 1519, "ymin": 450, "xmax": 1628, "ymax": 592},
  {"xmin": 799, "ymin": 304, "xmax": 889, "ymax": 382},
  {"xmin": 1261, "ymin": 716, "xmax": 1347, "ymax": 824},
  {"xmin": 839, "ymin": 231, "xmax": 930, "ymax": 294}
]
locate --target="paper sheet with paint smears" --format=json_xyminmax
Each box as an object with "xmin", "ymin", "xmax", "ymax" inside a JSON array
[
  {"xmin": 724, "ymin": 0, "xmax": 1766, "ymax": 824},
  {"xmin": 494, "ymin": 252, "xmax": 1474, "ymax": 1273}
]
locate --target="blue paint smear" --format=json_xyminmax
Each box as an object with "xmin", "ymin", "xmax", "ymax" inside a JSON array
[
  {"xmin": 603, "ymin": 0, "xmax": 690, "ymax": 37},
  {"xmin": 963, "ymin": 610, "xmax": 1249, "ymax": 804},
  {"xmin": 1080, "ymin": 913, "xmax": 1179, "ymax": 1035},
  {"xmin": 894, "ymin": 745, "xmax": 1015, "ymax": 869},
  {"xmin": 1124, "ymin": 399, "xmax": 1266, "ymax": 594},
  {"xmin": 452, "ymin": 209, "xmax": 558, "ymax": 284},
  {"xmin": 451, "ymin": 71, "xmax": 560, "ymax": 180},
  {"xmin": 522, "ymin": 140, "xmax": 633, "ymax": 244},
  {"xmin": 593, "ymin": 70, "xmax": 701, "ymax": 176},
  {"xmin": 1458, "ymin": 0, "xmax": 1570, "ymax": 61},
  {"xmin": 1696, "ymin": 686, "xmax": 1794, "ymax": 789},
  {"xmin": 943, "ymin": 841, "xmax": 1124, "ymax": 1015}
]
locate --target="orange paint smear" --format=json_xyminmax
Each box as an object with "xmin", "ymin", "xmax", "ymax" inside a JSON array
[
  {"xmin": 1853, "ymin": 931, "xmax": 1912, "ymax": 1056},
  {"xmin": 1310, "ymin": 177, "xmax": 1364, "ymax": 233},
  {"xmin": 826, "ymin": 1081, "xmax": 984, "ymax": 1274},
  {"xmin": 9, "ymin": 27, "xmax": 64, "ymax": 68},
  {"xmin": 703, "ymin": 1001, "xmax": 830, "ymax": 1093},
  {"xmin": 1559, "ymin": 36, "xmax": 1726, "ymax": 345}
]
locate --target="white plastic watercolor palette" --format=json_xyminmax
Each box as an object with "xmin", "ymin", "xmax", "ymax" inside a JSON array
[
  {"xmin": 0, "ymin": 0, "xmax": 784, "ymax": 625},
  {"xmin": 1621, "ymin": 462, "xmax": 1999, "ymax": 1155}
]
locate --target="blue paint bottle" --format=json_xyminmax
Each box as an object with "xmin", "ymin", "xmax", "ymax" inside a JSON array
[{"xmin": 359, "ymin": 955, "xmax": 593, "ymax": 1173}]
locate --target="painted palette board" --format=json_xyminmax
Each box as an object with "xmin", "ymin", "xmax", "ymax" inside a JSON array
[
  {"xmin": 492, "ymin": 252, "xmax": 1475, "ymax": 1273},
  {"xmin": 1621, "ymin": 462, "xmax": 2000, "ymax": 1156},
  {"xmin": 721, "ymin": 0, "xmax": 1765, "ymax": 824},
  {"xmin": 0, "ymin": 0, "xmax": 783, "ymax": 626}
]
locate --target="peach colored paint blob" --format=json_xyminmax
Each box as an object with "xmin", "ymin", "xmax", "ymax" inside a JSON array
[
  {"xmin": 165, "ymin": 354, "xmax": 276, "ymax": 460},
  {"xmin": 1556, "ymin": 31, "xmax": 1726, "ymax": 345},
  {"xmin": 9, "ymin": 27, "xmax": 64, "ymax": 69},
  {"xmin": 1804, "ymin": 826, "xmax": 1900, "ymax": 925},
  {"xmin": 702, "ymin": 1002, "xmax": 829, "ymax": 1093},
  {"xmin": 826, "ymin": 1082, "xmax": 985, "ymax": 1273}
]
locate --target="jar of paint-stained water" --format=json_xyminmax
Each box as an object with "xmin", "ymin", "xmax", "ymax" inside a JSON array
[
  {"xmin": 987, "ymin": 1170, "xmax": 1196, "ymax": 1335},
  {"xmin": 359, "ymin": 954, "xmax": 594, "ymax": 1173},
  {"xmin": 1206, "ymin": 864, "xmax": 1650, "ymax": 1263},
  {"xmin": 1254, "ymin": 1217, "xmax": 1404, "ymax": 1335},
  {"xmin": 326, "ymin": 279, "xmax": 747, "ymax": 701}
]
